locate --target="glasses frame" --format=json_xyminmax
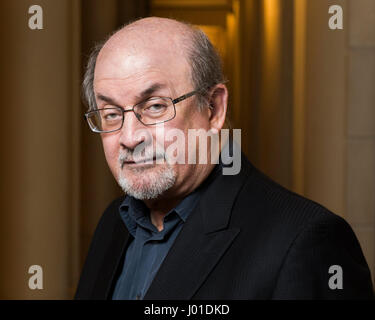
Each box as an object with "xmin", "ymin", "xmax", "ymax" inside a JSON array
[{"xmin": 84, "ymin": 90, "xmax": 198, "ymax": 133}]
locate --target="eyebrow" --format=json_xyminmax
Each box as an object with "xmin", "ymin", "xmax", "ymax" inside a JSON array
[
  {"xmin": 96, "ymin": 83, "xmax": 167, "ymax": 108},
  {"xmin": 96, "ymin": 94, "xmax": 121, "ymax": 107},
  {"xmin": 135, "ymin": 83, "xmax": 167, "ymax": 101}
]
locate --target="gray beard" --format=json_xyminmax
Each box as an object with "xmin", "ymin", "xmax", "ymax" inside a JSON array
[{"xmin": 117, "ymin": 164, "xmax": 176, "ymax": 200}]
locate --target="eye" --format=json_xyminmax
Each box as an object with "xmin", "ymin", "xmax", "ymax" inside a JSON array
[
  {"xmin": 136, "ymin": 98, "xmax": 171, "ymax": 119},
  {"xmin": 104, "ymin": 113, "xmax": 120, "ymax": 120},
  {"xmin": 145, "ymin": 103, "xmax": 167, "ymax": 113},
  {"xmin": 101, "ymin": 108, "xmax": 122, "ymax": 121}
]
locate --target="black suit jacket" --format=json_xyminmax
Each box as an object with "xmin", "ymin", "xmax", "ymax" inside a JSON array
[{"xmin": 75, "ymin": 155, "xmax": 374, "ymax": 299}]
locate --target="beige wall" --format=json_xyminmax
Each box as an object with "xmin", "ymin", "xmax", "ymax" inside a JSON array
[
  {"xmin": 303, "ymin": 0, "xmax": 347, "ymax": 218},
  {"xmin": 296, "ymin": 0, "xmax": 375, "ymax": 281},
  {"xmin": 346, "ymin": 0, "xmax": 375, "ymax": 281},
  {"xmin": 0, "ymin": 0, "xmax": 81, "ymax": 299}
]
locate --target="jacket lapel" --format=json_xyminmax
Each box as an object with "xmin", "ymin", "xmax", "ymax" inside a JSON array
[
  {"xmin": 144, "ymin": 159, "xmax": 251, "ymax": 299},
  {"xmin": 92, "ymin": 213, "xmax": 130, "ymax": 300}
]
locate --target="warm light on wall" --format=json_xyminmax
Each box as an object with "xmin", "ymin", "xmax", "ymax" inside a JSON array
[
  {"xmin": 196, "ymin": 25, "xmax": 226, "ymax": 59},
  {"xmin": 292, "ymin": 0, "xmax": 307, "ymax": 194},
  {"xmin": 263, "ymin": 0, "xmax": 281, "ymax": 70}
]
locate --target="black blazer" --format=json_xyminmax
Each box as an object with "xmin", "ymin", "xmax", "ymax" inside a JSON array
[{"xmin": 75, "ymin": 155, "xmax": 374, "ymax": 299}]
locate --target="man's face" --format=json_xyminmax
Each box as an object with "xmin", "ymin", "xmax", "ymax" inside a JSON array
[{"xmin": 94, "ymin": 35, "xmax": 213, "ymax": 200}]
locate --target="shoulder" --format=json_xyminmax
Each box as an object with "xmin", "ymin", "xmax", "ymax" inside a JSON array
[
  {"xmin": 270, "ymin": 204, "xmax": 374, "ymax": 298},
  {"xmin": 231, "ymin": 157, "xmax": 364, "ymax": 263},
  {"xmin": 75, "ymin": 196, "xmax": 127, "ymax": 299},
  {"xmin": 231, "ymin": 159, "xmax": 373, "ymax": 298},
  {"xmin": 233, "ymin": 158, "xmax": 337, "ymax": 231},
  {"xmin": 79, "ymin": 195, "xmax": 127, "ymax": 266},
  {"xmin": 93, "ymin": 196, "xmax": 127, "ymax": 240},
  {"xmin": 100, "ymin": 196, "xmax": 126, "ymax": 224}
]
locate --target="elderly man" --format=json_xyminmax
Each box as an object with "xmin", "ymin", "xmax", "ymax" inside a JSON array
[{"xmin": 75, "ymin": 17, "xmax": 374, "ymax": 300}]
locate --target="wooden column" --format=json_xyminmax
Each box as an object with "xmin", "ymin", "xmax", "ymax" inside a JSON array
[{"xmin": 0, "ymin": 0, "xmax": 81, "ymax": 299}]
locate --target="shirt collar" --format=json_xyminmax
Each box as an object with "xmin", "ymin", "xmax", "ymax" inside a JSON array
[
  {"xmin": 171, "ymin": 188, "xmax": 200, "ymax": 222},
  {"xmin": 119, "ymin": 185, "xmax": 201, "ymax": 237},
  {"xmin": 118, "ymin": 163, "xmax": 221, "ymax": 236}
]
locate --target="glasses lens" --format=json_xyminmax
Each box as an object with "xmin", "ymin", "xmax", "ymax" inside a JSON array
[
  {"xmin": 135, "ymin": 97, "xmax": 175, "ymax": 125},
  {"xmin": 87, "ymin": 108, "xmax": 123, "ymax": 132}
]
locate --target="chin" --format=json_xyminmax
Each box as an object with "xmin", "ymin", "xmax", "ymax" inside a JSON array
[{"xmin": 117, "ymin": 164, "xmax": 177, "ymax": 200}]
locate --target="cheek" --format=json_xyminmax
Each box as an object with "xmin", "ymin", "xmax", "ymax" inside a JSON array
[{"xmin": 186, "ymin": 106, "xmax": 211, "ymax": 130}]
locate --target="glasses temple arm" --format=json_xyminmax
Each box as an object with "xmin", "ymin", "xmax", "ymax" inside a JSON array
[{"xmin": 172, "ymin": 90, "xmax": 198, "ymax": 104}]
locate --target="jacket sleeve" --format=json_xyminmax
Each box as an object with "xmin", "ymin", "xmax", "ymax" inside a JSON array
[{"xmin": 271, "ymin": 213, "xmax": 374, "ymax": 299}]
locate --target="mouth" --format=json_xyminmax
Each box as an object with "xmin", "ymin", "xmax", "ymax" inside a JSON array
[{"xmin": 121, "ymin": 155, "xmax": 164, "ymax": 168}]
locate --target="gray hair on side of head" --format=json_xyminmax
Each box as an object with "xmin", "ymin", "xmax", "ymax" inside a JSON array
[
  {"xmin": 187, "ymin": 26, "xmax": 226, "ymax": 110},
  {"xmin": 82, "ymin": 42, "xmax": 103, "ymax": 112},
  {"xmin": 82, "ymin": 20, "xmax": 225, "ymax": 112}
]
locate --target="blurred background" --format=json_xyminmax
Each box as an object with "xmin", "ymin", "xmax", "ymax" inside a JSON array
[{"xmin": 0, "ymin": 0, "xmax": 374, "ymax": 299}]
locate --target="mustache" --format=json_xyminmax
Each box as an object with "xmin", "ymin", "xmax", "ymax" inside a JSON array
[{"xmin": 119, "ymin": 148, "xmax": 166, "ymax": 167}]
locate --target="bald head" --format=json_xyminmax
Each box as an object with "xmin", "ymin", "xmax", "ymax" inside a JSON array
[
  {"xmin": 102, "ymin": 17, "xmax": 194, "ymax": 56},
  {"xmin": 83, "ymin": 17, "xmax": 224, "ymax": 111},
  {"xmin": 95, "ymin": 18, "xmax": 193, "ymax": 94}
]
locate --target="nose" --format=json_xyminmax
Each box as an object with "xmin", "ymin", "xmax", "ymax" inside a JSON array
[{"xmin": 118, "ymin": 110, "xmax": 147, "ymax": 150}]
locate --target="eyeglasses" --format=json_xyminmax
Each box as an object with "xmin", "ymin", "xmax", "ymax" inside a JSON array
[{"xmin": 84, "ymin": 90, "xmax": 198, "ymax": 133}]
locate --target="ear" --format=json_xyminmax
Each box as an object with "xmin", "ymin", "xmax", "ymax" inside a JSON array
[{"xmin": 207, "ymin": 84, "xmax": 228, "ymax": 134}]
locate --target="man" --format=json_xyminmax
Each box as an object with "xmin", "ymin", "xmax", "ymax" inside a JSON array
[{"xmin": 75, "ymin": 17, "xmax": 374, "ymax": 299}]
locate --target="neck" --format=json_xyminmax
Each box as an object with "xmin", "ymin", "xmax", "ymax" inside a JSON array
[{"xmin": 143, "ymin": 163, "xmax": 216, "ymax": 231}]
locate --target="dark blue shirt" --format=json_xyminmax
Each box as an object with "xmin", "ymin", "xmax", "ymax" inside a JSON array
[{"xmin": 111, "ymin": 190, "xmax": 201, "ymax": 300}]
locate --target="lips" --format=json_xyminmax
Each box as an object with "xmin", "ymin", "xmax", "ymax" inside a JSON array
[{"xmin": 121, "ymin": 155, "xmax": 164, "ymax": 167}]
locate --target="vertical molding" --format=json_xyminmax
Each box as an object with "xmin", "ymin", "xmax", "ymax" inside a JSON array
[
  {"xmin": 68, "ymin": 0, "xmax": 81, "ymax": 298},
  {"xmin": 237, "ymin": 0, "xmax": 262, "ymax": 159},
  {"xmin": 225, "ymin": 0, "xmax": 240, "ymax": 127},
  {"xmin": 254, "ymin": 0, "xmax": 293, "ymax": 188},
  {"xmin": 303, "ymin": 0, "xmax": 347, "ymax": 216},
  {"xmin": 292, "ymin": 0, "xmax": 307, "ymax": 195}
]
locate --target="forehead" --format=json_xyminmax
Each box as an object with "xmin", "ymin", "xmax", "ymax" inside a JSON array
[{"xmin": 94, "ymin": 38, "xmax": 191, "ymax": 100}]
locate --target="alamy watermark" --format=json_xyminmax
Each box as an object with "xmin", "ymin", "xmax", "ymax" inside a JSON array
[
  {"xmin": 328, "ymin": 5, "xmax": 343, "ymax": 30},
  {"xmin": 28, "ymin": 5, "xmax": 43, "ymax": 30},
  {"xmin": 119, "ymin": 125, "xmax": 242, "ymax": 176},
  {"xmin": 328, "ymin": 265, "xmax": 343, "ymax": 290},
  {"xmin": 28, "ymin": 265, "xmax": 43, "ymax": 290}
]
